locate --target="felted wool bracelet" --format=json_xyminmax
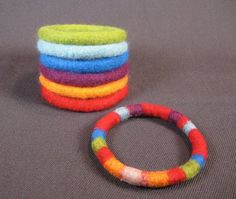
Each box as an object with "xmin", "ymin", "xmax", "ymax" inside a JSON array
[
  {"xmin": 91, "ymin": 103, "xmax": 208, "ymax": 188},
  {"xmin": 40, "ymin": 52, "xmax": 128, "ymax": 73},
  {"xmin": 37, "ymin": 39, "xmax": 128, "ymax": 60},
  {"xmin": 38, "ymin": 24, "xmax": 127, "ymax": 45},
  {"xmin": 41, "ymin": 86, "xmax": 128, "ymax": 112},
  {"xmin": 39, "ymin": 63, "xmax": 129, "ymax": 87},
  {"xmin": 39, "ymin": 74, "xmax": 128, "ymax": 99}
]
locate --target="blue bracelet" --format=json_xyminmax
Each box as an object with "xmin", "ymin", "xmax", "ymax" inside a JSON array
[
  {"xmin": 40, "ymin": 52, "xmax": 129, "ymax": 73},
  {"xmin": 37, "ymin": 40, "xmax": 128, "ymax": 60}
]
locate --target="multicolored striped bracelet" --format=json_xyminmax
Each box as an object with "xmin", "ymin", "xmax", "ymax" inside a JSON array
[{"xmin": 91, "ymin": 103, "xmax": 208, "ymax": 188}]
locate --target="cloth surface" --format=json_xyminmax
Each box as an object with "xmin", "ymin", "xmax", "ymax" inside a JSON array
[{"xmin": 0, "ymin": 0, "xmax": 235, "ymax": 198}]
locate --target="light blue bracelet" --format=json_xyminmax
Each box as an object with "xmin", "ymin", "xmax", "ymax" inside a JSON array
[
  {"xmin": 40, "ymin": 52, "xmax": 128, "ymax": 73},
  {"xmin": 37, "ymin": 40, "xmax": 128, "ymax": 60}
]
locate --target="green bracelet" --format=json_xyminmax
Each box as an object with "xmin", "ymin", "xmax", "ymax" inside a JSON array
[{"xmin": 38, "ymin": 24, "xmax": 127, "ymax": 45}]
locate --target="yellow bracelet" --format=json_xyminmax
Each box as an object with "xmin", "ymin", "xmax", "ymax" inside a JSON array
[
  {"xmin": 39, "ymin": 74, "xmax": 128, "ymax": 99},
  {"xmin": 38, "ymin": 24, "xmax": 127, "ymax": 45}
]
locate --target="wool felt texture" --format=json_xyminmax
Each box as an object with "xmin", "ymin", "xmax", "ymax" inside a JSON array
[
  {"xmin": 39, "ymin": 74, "xmax": 128, "ymax": 99},
  {"xmin": 91, "ymin": 103, "xmax": 208, "ymax": 188},
  {"xmin": 37, "ymin": 39, "xmax": 128, "ymax": 60},
  {"xmin": 39, "ymin": 63, "xmax": 129, "ymax": 87},
  {"xmin": 41, "ymin": 86, "xmax": 128, "ymax": 112},
  {"xmin": 38, "ymin": 24, "xmax": 127, "ymax": 45},
  {"xmin": 40, "ymin": 52, "xmax": 128, "ymax": 73}
]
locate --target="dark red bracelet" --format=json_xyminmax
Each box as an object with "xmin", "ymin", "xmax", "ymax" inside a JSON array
[{"xmin": 41, "ymin": 86, "xmax": 128, "ymax": 112}]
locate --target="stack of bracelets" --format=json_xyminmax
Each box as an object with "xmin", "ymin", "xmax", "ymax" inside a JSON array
[
  {"xmin": 91, "ymin": 103, "xmax": 208, "ymax": 188},
  {"xmin": 37, "ymin": 25, "xmax": 208, "ymax": 188},
  {"xmin": 37, "ymin": 24, "xmax": 129, "ymax": 112}
]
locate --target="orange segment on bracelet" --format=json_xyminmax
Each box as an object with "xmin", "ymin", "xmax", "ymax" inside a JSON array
[{"xmin": 91, "ymin": 103, "xmax": 208, "ymax": 188}]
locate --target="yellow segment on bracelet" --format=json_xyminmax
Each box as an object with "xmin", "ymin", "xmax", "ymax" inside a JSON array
[
  {"xmin": 38, "ymin": 24, "xmax": 127, "ymax": 45},
  {"xmin": 39, "ymin": 74, "xmax": 128, "ymax": 99}
]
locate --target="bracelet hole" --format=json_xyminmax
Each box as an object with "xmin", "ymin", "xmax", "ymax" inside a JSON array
[{"xmin": 107, "ymin": 117, "xmax": 191, "ymax": 171}]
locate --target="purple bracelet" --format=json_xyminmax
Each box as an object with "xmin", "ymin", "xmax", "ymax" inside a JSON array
[{"xmin": 39, "ymin": 63, "xmax": 129, "ymax": 87}]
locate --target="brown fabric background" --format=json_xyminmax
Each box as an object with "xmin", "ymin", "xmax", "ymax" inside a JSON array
[{"xmin": 0, "ymin": 0, "xmax": 235, "ymax": 198}]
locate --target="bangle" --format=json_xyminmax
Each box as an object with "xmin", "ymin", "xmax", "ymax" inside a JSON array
[
  {"xmin": 91, "ymin": 103, "xmax": 208, "ymax": 188},
  {"xmin": 39, "ymin": 74, "xmax": 128, "ymax": 99},
  {"xmin": 41, "ymin": 86, "xmax": 128, "ymax": 112},
  {"xmin": 39, "ymin": 63, "xmax": 129, "ymax": 87},
  {"xmin": 37, "ymin": 39, "xmax": 128, "ymax": 60},
  {"xmin": 40, "ymin": 52, "xmax": 128, "ymax": 73},
  {"xmin": 38, "ymin": 24, "xmax": 127, "ymax": 45}
]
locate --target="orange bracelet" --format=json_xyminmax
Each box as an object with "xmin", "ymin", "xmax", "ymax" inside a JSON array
[{"xmin": 39, "ymin": 74, "xmax": 128, "ymax": 99}]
